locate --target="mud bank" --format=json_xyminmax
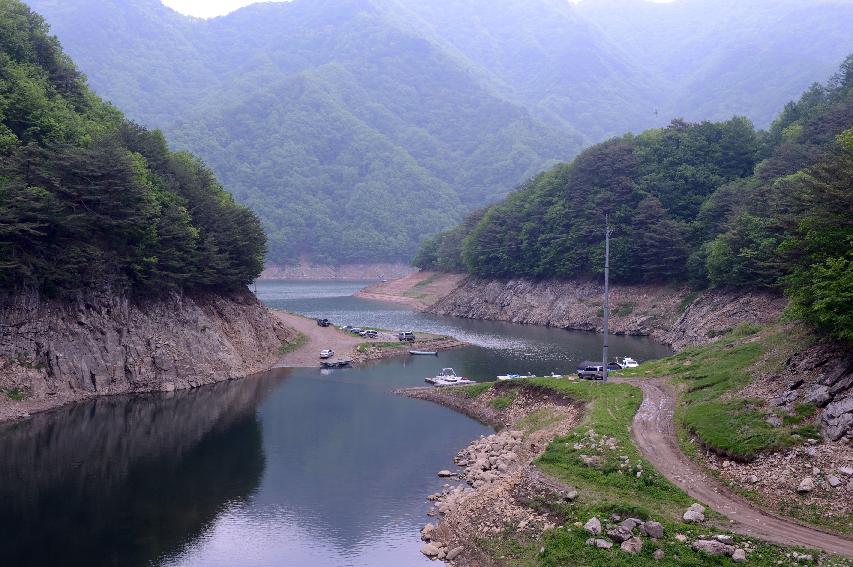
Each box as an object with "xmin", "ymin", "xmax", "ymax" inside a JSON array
[
  {"xmin": 0, "ymin": 288, "xmax": 295, "ymax": 422},
  {"xmin": 427, "ymin": 277, "xmax": 787, "ymax": 349}
]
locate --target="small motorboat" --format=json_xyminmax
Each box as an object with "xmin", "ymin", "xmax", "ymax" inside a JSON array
[
  {"xmin": 320, "ymin": 349, "xmax": 334, "ymax": 359},
  {"xmin": 618, "ymin": 357, "xmax": 639, "ymax": 369},
  {"xmin": 496, "ymin": 373, "xmax": 533, "ymax": 381},
  {"xmin": 410, "ymin": 350, "xmax": 438, "ymax": 356},
  {"xmin": 427, "ymin": 368, "xmax": 474, "ymax": 386}
]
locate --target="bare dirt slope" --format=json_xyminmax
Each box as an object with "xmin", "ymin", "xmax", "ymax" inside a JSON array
[
  {"xmin": 629, "ymin": 377, "xmax": 853, "ymax": 557},
  {"xmin": 356, "ymin": 271, "xmax": 465, "ymax": 310}
]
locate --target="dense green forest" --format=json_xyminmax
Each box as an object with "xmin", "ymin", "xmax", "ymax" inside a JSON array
[
  {"xmin": 416, "ymin": 57, "xmax": 853, "ymax": 342},
  {"xmin": 0, "ymin": 0, "xmax": 265, "ymax": 295},
  {"xmin": 25, "ymin": 0, "xmax": 853, "ymax": 265}
]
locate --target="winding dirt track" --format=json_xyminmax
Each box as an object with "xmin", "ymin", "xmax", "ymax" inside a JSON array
[{"xmin": 630, "ymin": 377, "xmax": 853, "ymax": 558}]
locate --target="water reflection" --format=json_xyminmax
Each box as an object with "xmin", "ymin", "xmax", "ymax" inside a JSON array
[{"xmin": 0, "ymin": 374, "xmax": 282, "ymax": 567}]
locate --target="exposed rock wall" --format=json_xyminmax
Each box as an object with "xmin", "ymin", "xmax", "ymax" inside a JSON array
[
  {"xmin": 0, "ymin": 288, "xmax": 294, "ymax": 420},
  {"xmin": 427, "ymin": 277, "xmax": 787, "ymax": 349}
]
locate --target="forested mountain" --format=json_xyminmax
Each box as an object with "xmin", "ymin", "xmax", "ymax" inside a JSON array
[
  {"xmin": 0, "ymin": 0, "xmax": 265, "ymax": 295},
  {"xmin": 416, "ymin": 57, "xmax": 853, "ymax": 342},
  {"xmin": 24, "ymin": 0, "xmax": 853, "ymax": 264}
]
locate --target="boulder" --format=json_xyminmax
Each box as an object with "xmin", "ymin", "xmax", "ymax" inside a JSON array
[
  {"xmin": 619, "ymin": 518, "xmax": 640, "ymax": 531},
  {"xmin": 804, "ymin": 385, "xmax": 831, "ymax": 407},
  {"xmin": 420, "ymin": 523, "xmax": 435, "ymax": 541},
  {"xmin": 653, "ymin": 549, "xmax": 665, "ymax": 560},
  {"xmin": 446, "ymin": 546, "xmax": 464, "ymax": 561},
  {"xmin": 714, "ymin": 534, "xmax": 734, "ymax": 545},
  {"xmin": 733, "ymin": 548, "xmax": 747, "ymax": 562},
  {"xmin": 584, "ymin": 517, "xmax": 602, "ymax": 535},
  {"xmin": 823, "ymin": 412, "xmax": 853, "ymax": 441},
  {"xmin": 641, "ymin": 521, "xmax": 664, "ymax": 539},
  {"xmin": 797, "ymin": 476, "xmax": 815, "ymax": 493},
  {"xmin": 420, "ymin": 543, "xmax": 441, "ymax": 558},
  {"xmin": 683, "ymin": 509, "xmax": 705, "ymax": 523},
  {"xmin": 607, "ymin": 526, "xmax": 633, "ymax": 543},
  {"xmin": 839, "ymin": 466, "xmax": 853, "ymax": 476},
  {"xmin": 437, "ymin": 470, "xmax": 453, "ymax": 477},
  {"xmin": 620, "ymin": 537, "xmax": 643, "ymax": 554},
  {"xmin": 691, "ymin": 540, "xmax": 735, "ymax": 557},
  {"xmin": 826, "ymin": 396, "xmax": 853, "ymax": 418},
  {"xmin": 828, "ymin": 475, "xmax": 843, "ymax": 488}
]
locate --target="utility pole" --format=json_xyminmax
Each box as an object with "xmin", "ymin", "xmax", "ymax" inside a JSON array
[{"xmin": 602, "ymin": 213, "xmax": 612, "ymax": 382}]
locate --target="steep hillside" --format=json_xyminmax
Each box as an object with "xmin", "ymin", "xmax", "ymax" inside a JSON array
[
  {"xmin": 24, "ymin": 0, "xmax": 853, "ymax": 265},
  {"xmin": 0, "ymin": 1, "xmax": 293, "ymax": 418},
  {"xmin": 418, "ymin": 56, "xmax": 853, "ymax": 343}
]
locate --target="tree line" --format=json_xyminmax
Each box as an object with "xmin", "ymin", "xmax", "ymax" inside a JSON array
[
  {"xmin": 0, "ymin": 0, "xmax": 266, "ymax": 296},
  {"xmin": 415, "ymin": 56, "xmax": 853, "ymax": 342}
]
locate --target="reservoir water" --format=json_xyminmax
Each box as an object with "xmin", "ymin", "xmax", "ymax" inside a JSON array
[{"xmin": 0, "ymin": 280, "xmax": 672, "ymax": 567}]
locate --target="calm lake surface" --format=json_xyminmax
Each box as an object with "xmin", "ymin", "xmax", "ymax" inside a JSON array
[{"xmin": 1, "ymin": 280, "xmax": 672, "ymax": 567}]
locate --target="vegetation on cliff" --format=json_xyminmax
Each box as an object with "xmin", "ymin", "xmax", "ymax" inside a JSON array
[
  {"xmin": 417, "ymin": 57, "xmax": 853, "ymax": 342},
  {"xmin": 0, "ymin": 0, "xmax": 265, "ymax": 295}
]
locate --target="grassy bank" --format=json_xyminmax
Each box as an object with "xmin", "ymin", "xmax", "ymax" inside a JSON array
[
  {"xmin": 277, "ymin": 332, "xmax": 308, "ymax": 356},
  {"xmin": 455, "ymin": 379, "xmax": 826, "ymax": 566},
  {"xmin": 620, "ymin": 324, "xmax": 818, "ymax": 461}
]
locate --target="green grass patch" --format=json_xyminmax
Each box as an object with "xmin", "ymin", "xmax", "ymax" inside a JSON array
[
  {"xmin": 277, "ymin": 332, "xmax": 307, "ymax": 356},
  {"xmin": 472, "ymin": 378, "xmax": 818, "ymax": 566},
  {"xmin": 355, "ymin": 341, "xmax": 408, "ymax": 353},
  {"xmin": 620, "ymin": 325, "xmax": 812, "ymax": 460},
  {"xmin": 517, "ymin": 408, "xmax": 564, "ymax": 436},
  {"xmin": 783, "ymin": 403, "xmax": 817, "ymax": 426},
  {"xmin": 491, "ymin": 390, "xmax": 518, "ymax": 410},
  {"xmin": 460, "ymin": 382, "xmax": 491, "ymax": 398},
  {"xmin": 5, "ymin": 388, "xmax": 26, "ymax": 401}
]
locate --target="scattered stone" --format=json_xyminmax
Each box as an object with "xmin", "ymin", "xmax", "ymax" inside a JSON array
[
  {"xmin": 641, "ymin": 521, "xmax": 664, "ymax": 539},
  {"xmin": 839, "ymin": 466, "xmax": 853, "ymax": 476},
  {"xmin": 797, "ymin": 477, "xmax": 815, "ymax": 493},
  {"xmin": 653, "ymin": 549, "xmax": 665, "ymax": 560},
  {"xmin": 766, "ymin": 415, "xmax": 783, "ymax": 428},
  {"xmin": 446, "ymin": 546, "xmax": 464, "ymax": 561},
  {"xmin": 619, "ymin": 518, "xmax": 640, "ymax": 531},
  {"xmin": 620, "ymin": 537, "xmax": 643, "ymax": 554},
  {"xmin": 792, "ymin": 551, "xmax": 814, "ymax": 562},
  {"xmin": 733, "ymin": 548, "xmax": 747, "ymax": 562},
  {"xmin": 749, "ymin": 474, "xmax": 759, "ymax": 484},
  {"xmin": 691, "ymin": 539, "xmax": 735, "ymax": 557},
  {"xmin": 828, "ymin": 475, "xmax": 843, "ymax": 488},
  {"xmin": 420, "ymin": 523, "xmax": 435, "ymax": 541},
  {"xmin": 565, "ymin": 489, "xmax": 579, "ymax": 501},
  {"xmin": 675, "ymin": 534, "xmax": 688, "ymax": 543},
  {"xmin": 587, "ymin": 538, "xmax": 613, "ymax": 549},
  {"xmin": 584, "ymin": 517, "xmax": 602, "ymax": 535},
  {"xmin": 714, "ymin": 534, "xmax": 734, "ymax": 545},
  {"xmin": 437, "ymin": 470, "xmax": 453, "ymax": 477}
]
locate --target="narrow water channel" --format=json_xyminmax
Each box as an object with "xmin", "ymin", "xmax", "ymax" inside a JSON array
[{"xmin": 0, "ymin": 281, "xmax": 672, "ymax": 567}]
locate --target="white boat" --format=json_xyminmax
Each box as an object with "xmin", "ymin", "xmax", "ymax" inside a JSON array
[
  {"xmin": 618, "ymin": 357, "xmax": 639, "ymax": 368},
  {"xmin": 410, "ymin": 350, "xmax": 438, "ymax": 356},
  {"xmin": 497, "ymin": 373, "xmax": 533, "ymax": 381},
  {"xmin": 426, "ymin": 368, "xmax": 474, "ymax": 386}
]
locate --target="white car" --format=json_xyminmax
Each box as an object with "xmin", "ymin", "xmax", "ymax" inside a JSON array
[{"xmin": 320, "ymin": 349, "xmax": 334, "ymax": 359}]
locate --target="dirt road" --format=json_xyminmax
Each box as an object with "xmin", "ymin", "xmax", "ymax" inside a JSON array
[
  {"xmin": 272, "ymin": 311, "xmax": 368, "ymax": 367},
  {"xmin": 630, "ymin": 377, "xmax": 853, "ymax": 557}
]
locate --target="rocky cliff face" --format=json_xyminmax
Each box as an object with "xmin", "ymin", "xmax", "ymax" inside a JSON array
[
  {"xmin": 427, "ymin": 277, "xmax": 787, "ymax": 349},
  {"xmin": 0, "ymin": 288, "xmax": 293, "ymax": 420}
]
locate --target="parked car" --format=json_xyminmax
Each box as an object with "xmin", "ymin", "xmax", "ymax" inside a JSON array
[
  {"xmin": 398, "ymin": 331, "xmax": 416, "ymax": 342},
  {"xmin": 349, "ymin": 327, "xmax": 364, "ymax": 335},
  {"xmin": 577, "ymin": 365, "xmax": 605, "ymax": 380},
  {"xmin": 320, "ymin": 349, "xmax": 334, "ymax": 359},
  {"xmin": 316, "ymin": 318, "xmax": 331, "ymax": 327},
  {"xmin": 363, "ymin": 330, "xmax": 379, "ymax": 339}
]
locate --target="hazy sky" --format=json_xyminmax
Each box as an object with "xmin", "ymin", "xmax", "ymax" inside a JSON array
[{"xmin": 162, "ymin": 0, "xmax": 675, "ymax": 19}]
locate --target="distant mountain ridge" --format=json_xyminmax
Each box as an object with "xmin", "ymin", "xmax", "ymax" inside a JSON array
[{"xmin": 24, "ymin": 0, "xmax": 853, "ymax": 264}]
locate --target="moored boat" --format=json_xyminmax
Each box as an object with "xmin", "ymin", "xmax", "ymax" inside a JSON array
[
  {"xmin": 426, "ymin": 368, "xmax": 474, "ymax": 386},
  {"xmin": 410, "ymin": 350, "xmax": 438, "ymax": 356}
]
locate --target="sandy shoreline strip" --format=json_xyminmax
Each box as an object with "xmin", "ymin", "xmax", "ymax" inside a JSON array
[{"xmin": 355, "ymin": 271, "xmax": 464, "ymax": 311}]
